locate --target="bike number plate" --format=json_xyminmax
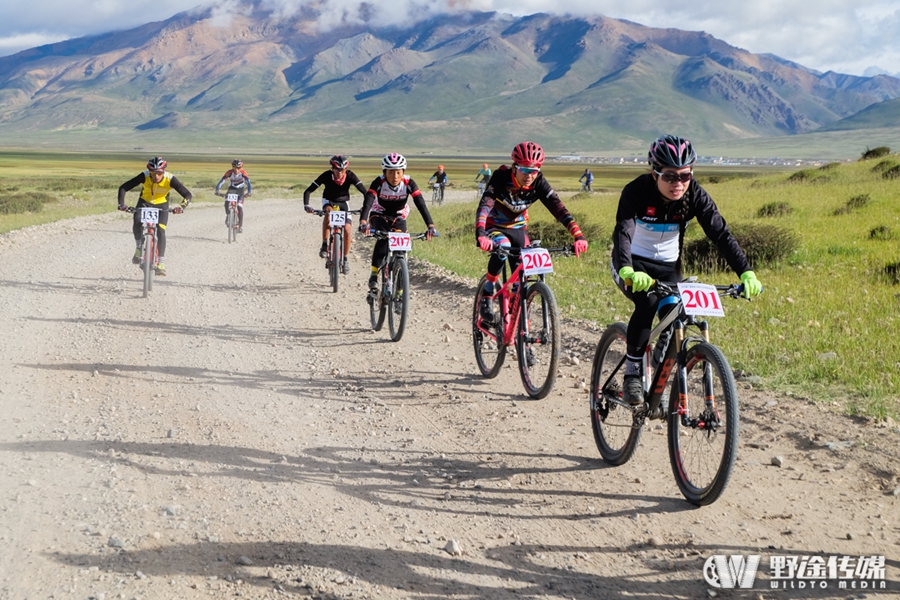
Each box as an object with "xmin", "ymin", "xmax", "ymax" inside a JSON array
[
  {"xmin": 677, "ymin": 282, "xmax": 725, "ymax": 317},
  {"xmin": 329, "ymin": 211, "xmax": 347, "ymax": 227},
  {"xmin": 521, "ymin": 248, "xmax": 553, "ymax": 275},
  {"xmin": 226, "ymin": 193, "xmax": 239, "ymax": 203},
  {"xmin": 388, "ymin": 232, "xmax": 412, "ymax": 251},
  {"xmin": 140, "ymin": 208, "xmax": 160, "ymax": 225}
]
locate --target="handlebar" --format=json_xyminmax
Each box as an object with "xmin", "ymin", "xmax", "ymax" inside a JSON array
[
  {"xmin": 635, "ymin": 279, "xmax": 749, "ymax": 299},
  {"xmin": 310, "ymin": 209, "xmax": 361, "ymax": 217},
  {"xmin": 124, "ymin": 205, "xmax": 184, "ymax": 214},
  {"xmin": 368, "ymin": 230, "xmax": 436, "ymax": 240},
  {"xmin": 491, "ymin": 244, "xmax": 574, "ymax": 258}
]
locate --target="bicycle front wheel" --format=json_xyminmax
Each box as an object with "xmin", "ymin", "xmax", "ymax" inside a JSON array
[
  {"xmin": 141, "ymin": 234, "xmax": 153, "ymax": 298},
  {"xmin": 330, "ymin": 230, "xmax": 342, "ymax": 293},
  {"xmin": 472, "ymin": 276, "xmax": 506, "ymax": 378},
  {"xmin": 590, "ymin": 323, "xmax": 642, "ymax": 465},
  {"xmin": 369, "ymin": 267, "xmax": 386, "ymax": 332},
  {"xmin": 668, "ymin": 341, "xmax": 739, "ymax": 506},
  {"xmin": 227, "ymin": 208, "xmax": 236, "ymax": 243},
  {"xmin": 515, "ymin": 281, "xmax": 560, "ymax": 399},
  {"xmin": 388, "ymin": 258, "xmax": 409, "ymax": 342}
]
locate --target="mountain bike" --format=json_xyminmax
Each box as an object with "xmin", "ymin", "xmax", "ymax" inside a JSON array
[
  {"xmin": 224, "ymin": 192, "xmax": 241, "ymax": 243},
  {"xmin": 475, "ymin": 180, "xmax": 486, "ymax": 199},
  {"xmin": 312, "ymin": 208, "xmax": 360, "ymax": 293},
  {"xmin": 590, "ymin": 279, "xmax": 751, "ymax": 505},
  {"xmin": 431, "ymin": 183, "xmax": 443, "ymax": 206},
  {"xmin": 366, "ymin": 230, "xmax": 431, "ymax": 342},
  {"xmin": 472, "ymin": 243, "xmax": 572, "ymax": 399},
  {"xmin": 126, "ymin": 205, "xmax": 182, "ymax": 298},
  {"xmin": 580, "ymin": 181, "xmax": 592, "ymax": 193}
]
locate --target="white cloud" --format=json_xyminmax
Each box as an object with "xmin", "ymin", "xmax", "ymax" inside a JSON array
[
  {"xmin": 0, "ymin": 0, "xmax": 898, "ymax": 77},
  {"xmin": 0, "ymin": 32, "xmax": 72, "ymax": 55}
]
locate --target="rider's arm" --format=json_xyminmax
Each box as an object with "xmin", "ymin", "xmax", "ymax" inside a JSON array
[
  {"xmin": 302, "ymin": 181, "xmax": 319, "ymax": 206},
  {"xmin": 692, "ymin": 183, "xmax": 752, "ymax": 275},
  {"xmin": 360, "ymin": 180, "xmax": 380, "ymax": 222},
  {"xmin": 214, "ymin": 178, "xmax": 226, "ymax": 195},
  {"xmin": 536, "ymin": 179, "xmax": 584, "ymax": 240},
  {"xmin": 407, "ymin": 179, "xmax": 435, "ymax": 227},
  {"xmin": 243, "ymin": 171, "xmax": 252, "ymax": 195},
  {"xmin": 169, "ymin": 176, "xmax": 193, "ymax": 203},
  {"xmin": 611, "ymin": 180, "xmax": 642, "ymax": 271},
  {"xmin": 117, "ymin": 173, "xmax": 144, "ymax": 206},
  {"xmin": 347, "ymin": 171, "xmax": 368, "ymax": 197}
]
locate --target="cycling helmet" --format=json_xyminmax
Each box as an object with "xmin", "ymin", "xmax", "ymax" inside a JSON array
[
  {"xmin": 147, "ymin": 156, "xmax": 167, "ymax": 171},
  {"xmin": 330, "ymin": 154, "xmax": 349, "ymax": 170},
  {"xmin": 648, "ymin": 135, "xmax": 697, "ymax": 169},
  {"xmin": 232, "ymin": 159, "xmax": 243, "ymax": 169},
  {"xmin": 511, "ymin": 141, "xmax": 544, "ymax": 168},
  {"xmin": 438, "ymin": 164, "xmax": 444, "ymax": 170},
  {"xmin": 382, "ymin": 152, "xmax": 407, "ymax": 170},
  {"xmin": 483, "ymin": 163, "xmax": 488, "ymax": 168}
]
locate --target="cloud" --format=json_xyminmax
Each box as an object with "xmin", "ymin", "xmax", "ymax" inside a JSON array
[
  {"xmin": 0, "ymin": 32, "xmax": 71, "ymax": 55},
  {"xmin": 0, "ymin": 0, "xmax": 898, "ymax": 77}
]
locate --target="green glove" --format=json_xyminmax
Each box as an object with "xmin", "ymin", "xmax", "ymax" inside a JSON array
[
  {"xmin": 619, "ymin": 266, "xmax": 653, "ymax": 293},
  {"xmin": 740, "ymin": 270, "xmax": 763, "ymax": 298}
]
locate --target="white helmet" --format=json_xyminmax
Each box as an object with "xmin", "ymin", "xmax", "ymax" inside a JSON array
[{"xmin": 382, "ymin": 152, "xmax": 407, "ymax": 170}]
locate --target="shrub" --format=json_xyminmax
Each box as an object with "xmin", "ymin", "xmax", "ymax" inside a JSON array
[
  {"xmin": 846, "ymin": 194, "xmax": 870, "ymax": 209},
  {"xmin": 884, "ymin": 262, "xmax": 900, "ymax": 285},
  {"xmin": 683, "ymin": 223, "xmax": 798, "ymax": 273},
  {"xmin": 0, "ymin": 192, "xmax": 56, "ymax": 214},
  {"xmin": 528, "ymin": 214, "xmax": 604, "ymax": 248},
  {"xmin": 819, "ymin": 162, "xmax": 841, "ymax": 171},
  {"xmin": 787, "ymin": 169, "xmax": 814, "ymax": 182},
  {"xmin": 869, "ymin": 226, "xmax": 894, "ymax": 241},
  {"xmin": 861, "ymin": 146, "xmax": 891, "ymax": 160},
  {"xmin": 870, "ymin": 160, "xmax": 896, "ymax": 173},
  {"xmin": 757, "ymin": 201, "xmax": 793, "ymax": 218},
  {"xmin": 882, "ymin": 166, "xmax": 900, "ymax": 179}
]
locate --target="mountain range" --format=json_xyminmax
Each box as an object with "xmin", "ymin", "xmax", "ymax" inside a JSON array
[{"xmin": 1, "ymin": 3, "xmax": 899, "ymax": 155}]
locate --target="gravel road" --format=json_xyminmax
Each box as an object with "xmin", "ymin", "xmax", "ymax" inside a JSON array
[{"xmin": 0, "ymin": 197, "xmax": 897, "ymax": 599}]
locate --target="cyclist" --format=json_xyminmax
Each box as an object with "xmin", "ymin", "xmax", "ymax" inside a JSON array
[
  {"xmin": 612, "ymin": 134, "xmax": 763, "ymax": 405},
  {"xmin": 475, "ymin": 163, "xmax": 492, "ymax": 186},
  {"xmin": 215, "ymin": 159, "xmax": 252, "ymax": 233},
  {"xmin": 579, "ymin": 168, "xmax": 594, "ymax": 192},
  {"xmin": 117, "ymin": 156, "xmax": 192, "ymax": 275},
  {"xmin": 303, "ymin": 154, "xmax": 368, "ymax": 273},
  {"xmin": 428, "ymin": 165, "xmax": 448, "ymax": 204},
  {"xmin": 359, "ymin": 153, "xmax": 437, "ymax": 300},
  {"xmin": 476, "ymin": 141, "xmax": 588, "ymax": 321}
]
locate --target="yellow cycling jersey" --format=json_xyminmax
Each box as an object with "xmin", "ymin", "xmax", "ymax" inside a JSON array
[{"xmin": 140, "ymin": 170, "xmax": 176, "ymax": 204}]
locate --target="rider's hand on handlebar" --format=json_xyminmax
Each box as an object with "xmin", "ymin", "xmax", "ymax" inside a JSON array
[
  {"xmin": 740, "ymin": 270, "xmax": 763, "ymax": 298},
  {"xmin": 358, "ymin": 221, "xmax": 370, "ymax": 235},
  {"xmin": 573, "ymin": 239, "xmax": 588, "ymax": 257},
  {"xmin": 619, "ymin": 266, "xmax": 653, "ymax": 293},
  {"xmin": 118, "ymin": 204, "xmax": 127, "ymax": 212},
  {"xmin": 477, "ymin": 236, "xmax": 493, "ymax": 252},
  {"xmin": 426, "ymin": 225, "xmax": 438, "ymax": 241},
  {"xmin": 304, "ymin": 205, "xmax": 315, "ymax": 214}
]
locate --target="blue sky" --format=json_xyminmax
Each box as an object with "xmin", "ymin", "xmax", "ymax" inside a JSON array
[{"xmin": 2, "ymin": 0, "xmax": 899, "ymax": 77}]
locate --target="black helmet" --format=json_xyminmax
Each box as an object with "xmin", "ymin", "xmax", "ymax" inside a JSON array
[
  {"xmin": 232, "ymin": 159, "xmax": 243, "ymax": 169},
  {"xmin": 147, "ymin": 156, "xmax": 167, "ymax": 171},
  {"xmin": 330, "ymin": 154, "xmax": 349, "ymax": 170},
  {"xmin": 648, "ymin": 135, "xmax": 697, "ymax": 169}
]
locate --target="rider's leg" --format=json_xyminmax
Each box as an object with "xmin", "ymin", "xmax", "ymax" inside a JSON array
[
  {"xmin": 237, "ymin": 202, "xmax": 244, "ymax": 228},
  {"xmin": 343, "ymin": 222, "xmax": 352, "ymax": 255}
]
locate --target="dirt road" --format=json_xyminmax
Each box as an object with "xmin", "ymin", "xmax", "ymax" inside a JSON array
[{"xmin": 0, "ymin": 198, "xmax": 897, "ymax": 599}]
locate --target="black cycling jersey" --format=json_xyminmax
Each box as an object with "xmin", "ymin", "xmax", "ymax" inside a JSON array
[
  {"xmin": 612, "ymin": 173, "xmax": 750, "ymax": 276},
  {"xmin": 476, "ymin": 166, "xmax": 580, "ymax": 236},
  {"xmin": 303, "ymin": 170, "xmax": 367, "ymax": 205}
]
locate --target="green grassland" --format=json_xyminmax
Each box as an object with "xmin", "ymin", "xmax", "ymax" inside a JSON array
[{"xmin": 1, "ymin": 151, "xmax": 898, "ymax": 418}]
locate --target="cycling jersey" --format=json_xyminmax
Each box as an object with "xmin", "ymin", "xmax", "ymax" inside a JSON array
[
  {"xmin": 475, "ymin": 166, "xmax": 582, "ymax": 238},
  {"xmin": 579, "ymin": 171, "xmax": 594, "ymax": 183},
  {"xmin": 612, "ymin": 173, "xmax": 750, "ymax": 275},
  {"xmin": 215, "ymin": 168, "xmax": 252, "ymax": 195},
  {"xmin": 362, "ymin": 175, "xmax": 434, "ymax": 224},
  {"xmin": 303, "ymin": 170, "xmax": 366, "ymax": 206},
  {"xmin": 118, "ymin": 171, "xmax": 192, "ymax": 206},
  {"xmin": 429, "ymin": 171, "xmax": 448, "ymax": 186},
  {"xmin": 475, "ymin": 168, "xmax": 492, "ymax": 182}
]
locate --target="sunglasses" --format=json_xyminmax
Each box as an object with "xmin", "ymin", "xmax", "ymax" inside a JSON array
[
  {"xmin": 655, "ymin": 170, "xmax": 692, "ymax": 184},
  {"xmin": 516, "ymin": 166, "xmax": 541, "ymax": 175},
  {"xmin": 149, "ymin": 170, "xmax": 165, "ymax": 176}
]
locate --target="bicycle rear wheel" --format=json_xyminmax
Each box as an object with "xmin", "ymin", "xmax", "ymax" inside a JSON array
[
  {"xmin": 515, "ymin": 281, "xmax": 560, "ymax": 399},
  {"xmin": 590, "ymin": 323, "xmax": 642, "ymax": 465},
  {"xmin": 142, "ymin": 234, "xmax": 153, "ymax": 298},
  {"xmin": 668, "ymin": 342, "xmax": 739, "ymax": 506},
  {"xmin": 330, "ymin": 230, "xmax": 342, "ymax": 293},
  {"xmin": 388, "ymin": 257, "xmax": 409, "ymax": 342},
  {"xmin": 472, "ymin": 276, "xmax": 506, "ymax": 378}
]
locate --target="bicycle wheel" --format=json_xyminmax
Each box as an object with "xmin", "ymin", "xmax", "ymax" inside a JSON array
[
  {"xmin": 142, "ymin": 234, "xmax": 153, "ymax": 298},
  {"xmin": 227, "ymin": 207, "xmax": 235, "ymax": 243},
  {"xmin": 369, "ymin": 266, "xmax": 386, "ymax": 332},
  {"xmin": 330, "ymin": 229, "xmax": 341, "ymax": 293},
  {"xmin": 590, "ymin": 323, "xmax": 642, "ymax": 465},
  {"xmin": 515, "ymin": 281, "xmax": 560, "ymax": 399},
  {"xmin": 388, "ymin": 257, "xmax": 409, "ymax": 342},
  {"xmin": 667, "ymin": 342, "xmax": 738, "ymax": 506},
  {"xmin": 472, "ymin": 276, "xmax": 506, "ymax": 378}
]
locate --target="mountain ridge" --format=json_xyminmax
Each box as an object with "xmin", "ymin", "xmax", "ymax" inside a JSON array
[{"xmin": 1, "ymin": 4, "xmax": 898, "ymax": 154}]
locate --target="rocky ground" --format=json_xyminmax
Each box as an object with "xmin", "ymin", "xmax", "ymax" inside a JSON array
[{"xmin": 0, "ymin": 195, "xmax": 897, "ymax": 600}]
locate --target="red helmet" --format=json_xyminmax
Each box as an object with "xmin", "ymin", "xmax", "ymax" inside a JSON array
[
  {"xmin": 511, "ymin": 141, "xmax": 544, "ymax": 168},
  {"xmin": 482, "ymin": 163, "xmax": 488, "ymax": 168},
  {"xmin": 147, "ymin": 156, "xmax": 167, "ymax": 171},
  {"xmin": 438, "ymin": 164, "xmax": 444, "ymax": 170}
]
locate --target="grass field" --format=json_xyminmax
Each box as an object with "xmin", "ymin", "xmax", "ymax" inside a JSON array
[{"xmin": 2, "ymin": 151, "xmax": 897, "ymax": 418}]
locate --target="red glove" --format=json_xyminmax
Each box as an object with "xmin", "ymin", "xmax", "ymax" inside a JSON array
[
  {"xmin": 573, "ymin": 239, "xmax": 588, "ymax": 257},
  {"xmin": 477, "ymin": 236, "xmax": 493, "ymax": 252}
]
